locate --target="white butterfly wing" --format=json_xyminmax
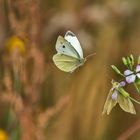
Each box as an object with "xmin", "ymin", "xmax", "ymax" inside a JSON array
[
  {"xmin": 53, "ymin": 54, "xmax": 81, "ymax": 73},
  {"xmin": 64, "ymin": 31, "xmax": 83, "ymax": 58},
  {"xmin": 56, "ymin": 36, "xmax": 80, "ymax": 59},
  {"xmin": 102, "ymin": 88, "xmax": 117, "ymax": 115}
]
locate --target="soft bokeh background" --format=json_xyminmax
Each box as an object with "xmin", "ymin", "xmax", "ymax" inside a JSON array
[{"xmin": 0, "ymin": 0, "xmax": 140, "ymax": 140}]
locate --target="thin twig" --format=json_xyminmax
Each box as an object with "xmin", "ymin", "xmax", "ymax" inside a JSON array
[{"xmin": 117, "ymin": 119, "xmax": 140, "ymax": 140}]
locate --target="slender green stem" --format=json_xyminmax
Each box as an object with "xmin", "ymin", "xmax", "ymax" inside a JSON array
[
  {"xmin": 129, "ymin": 96, "xmax": 140, "ymax": 105},
  {"xmin": 134, "ymin": 82, "xmax": 140, "ymax": 94},
  {"xmin": 120, "ymin": 73, "xmax": 125, "ymax": 77},
  {"xmin": 13, "ymin": 63, "xmax": 21, "ymax": 94}
]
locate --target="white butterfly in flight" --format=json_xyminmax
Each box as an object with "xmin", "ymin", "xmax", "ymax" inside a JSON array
[{"xmin": 53, "ymin": 31, "xmax": 95, "ymax": 73}]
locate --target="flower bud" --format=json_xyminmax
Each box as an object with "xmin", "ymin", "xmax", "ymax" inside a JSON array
[{"xmin": 111, "ymin": 65, "xmax": 124, "ymax": 76}]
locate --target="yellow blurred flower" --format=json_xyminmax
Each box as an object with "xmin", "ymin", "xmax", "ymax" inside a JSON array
[
  {"xmin": 6, "ymin": 36, "xmax": 26, "ymax": 56},
  {"xmin": 0, "ymin": 129, "xmax": 8, "ymax": 140}
]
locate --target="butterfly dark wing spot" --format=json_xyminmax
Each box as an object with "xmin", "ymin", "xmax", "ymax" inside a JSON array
[{"xmin": 62, "ymin": 45, "xmax": 65, "ymax": 48}]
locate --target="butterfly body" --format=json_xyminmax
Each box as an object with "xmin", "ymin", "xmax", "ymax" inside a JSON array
[{"xmin": 53, "ymin": 31, "xmax": 86, "ymax": 73}]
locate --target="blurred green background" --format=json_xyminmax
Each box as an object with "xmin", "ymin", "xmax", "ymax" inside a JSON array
[{"xmin": 0, "ymin": 0, "xmax": 140, "ymax": 140}]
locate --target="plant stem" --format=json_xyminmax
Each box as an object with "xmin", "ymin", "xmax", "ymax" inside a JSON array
[
  {"xmin": 129, "ymin": 96, "xmax": 140, "ymax": 105},
  {"xmin": 117, "ymin": 119, "xmax": 140, "ymax": 140},
  {"xmin": 13, "ymin": 63, "xmax": 21, "ymax": 94},
  {"xmin": 134, "ymin": 82, "xmax": 140, "ymax": 94}
]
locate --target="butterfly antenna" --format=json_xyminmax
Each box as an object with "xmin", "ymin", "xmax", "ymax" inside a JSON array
[{"xmin": 85, "ymin": 53, "xmax": 96, "ymax": 59}]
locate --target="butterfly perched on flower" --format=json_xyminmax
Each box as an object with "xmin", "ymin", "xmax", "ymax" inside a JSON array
[{"xmin": 102, "ymin": 80, "xmax": 136, "ymax": 115}]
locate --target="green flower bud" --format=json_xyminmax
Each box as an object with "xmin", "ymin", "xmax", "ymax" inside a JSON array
[
  {"xmin": 127, "ymin": 57, "xmax": 131, "ymax": 65},
  {"xmin": 122, "ymin": 57, "xmax": 127, "ymax": 66},
  {"xmin": 111, "ymin": 65, "xmax": 124, "ymax": 76},
  {"xmin": 126, "ymin": 56, "xmax": 133, "ymax": 70},
  {"xmin": 130, "ymin": 54, "xmax": 134, "ymax": 66},
  {"xmin": 138, "ymin": 55, "xmax": 140, "ymax": 65}
]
